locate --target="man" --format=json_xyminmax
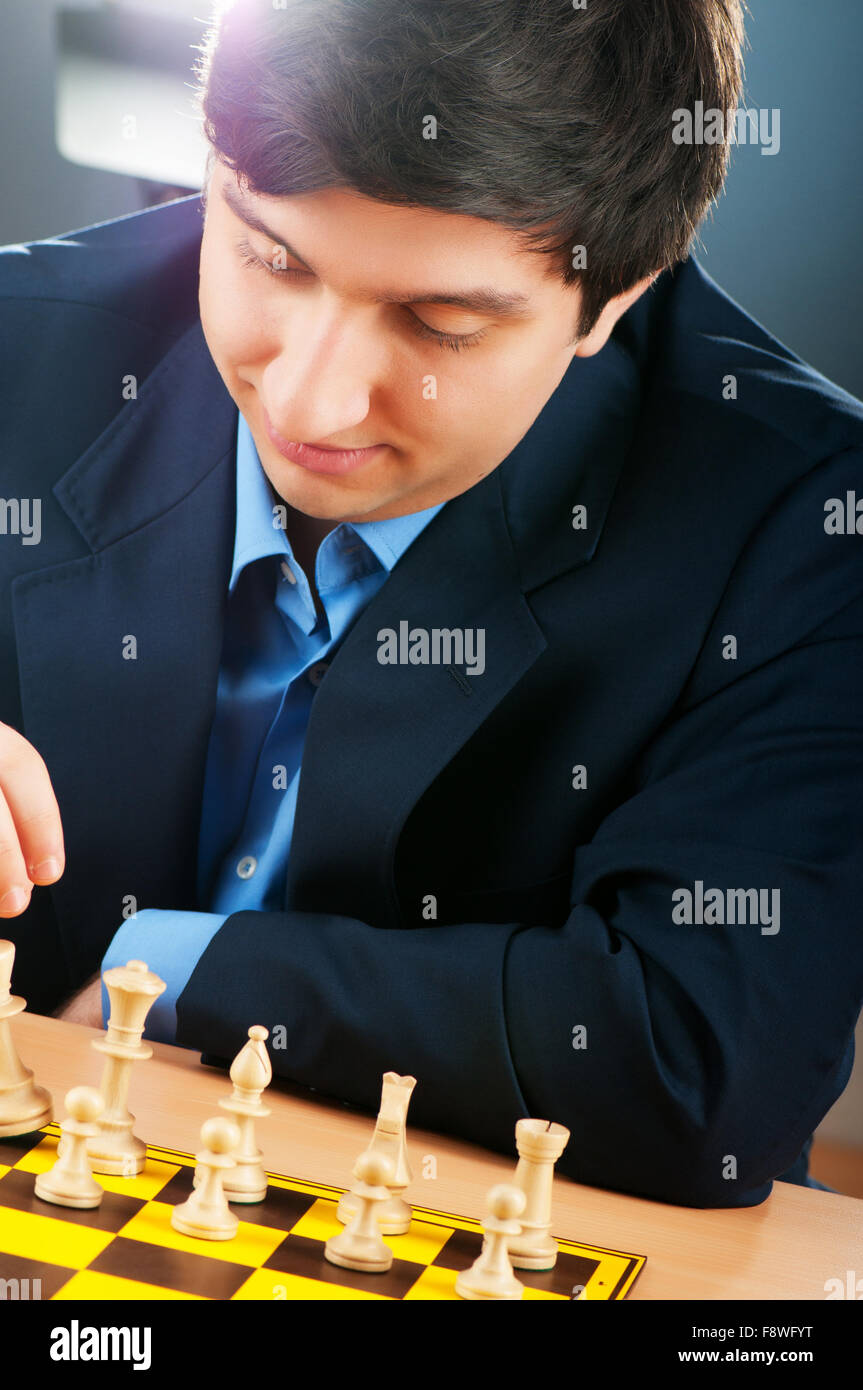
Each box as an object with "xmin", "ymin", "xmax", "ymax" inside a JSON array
[{"xmin": 0, "ymin": 0, "xmax": 860, "ymax": 1207}]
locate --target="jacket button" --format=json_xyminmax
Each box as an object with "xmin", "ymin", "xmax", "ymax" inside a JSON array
[{"xmin": 308, "ymin": 661, "xmax": 329, "ymax": 687}]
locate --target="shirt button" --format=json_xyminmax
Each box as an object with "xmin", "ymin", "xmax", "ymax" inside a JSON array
[
  {"xmin": 308, "ymin": 661, "xmax": 329, "ymax": 687},
  {"xmin": 236, "ymin": 855, "xmax": 257, "ymax": 880},
  {"xmin": 280, "ymin": 560, "xmax": 297, "ymax": 584}
]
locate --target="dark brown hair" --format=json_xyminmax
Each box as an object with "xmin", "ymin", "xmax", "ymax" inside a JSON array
[{"xmin": 195, "ymin": 0, "xmax": 746, "ymax": 340}]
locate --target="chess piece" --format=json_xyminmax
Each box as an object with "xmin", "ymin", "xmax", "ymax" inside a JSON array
[
  {"xmin": 171, "ymin": 1117, "xmax": 241, "ymax": 1240},
  {"xmin": 86, "ymin": 959, "xmax": 166, "ymax": 1176},
  {"xmin": 455, "ymin": 1185, "xmax": 526, "ymax": 1300},
  {"xmin": 219, "ymin": 1026, "xmax": 272, "ymax": 1203},
  {"xmin": 508, "ymin": 1118, "xmax": 570, "ymax": 1270},
  {"xmin": 325, "ymin": 1150, "xmax": 395, "ymax": 1273},
  {"xmin": 35, "ymin": 1087, "xmax": 104, "ymax": 1209},
  {"xmin": 0, "ymin": 940, "xmax": 52, "ymax": 1136},
  {"xmin": 336, "ymin": 1072, "xmax": 415, "ymax": 1234}
]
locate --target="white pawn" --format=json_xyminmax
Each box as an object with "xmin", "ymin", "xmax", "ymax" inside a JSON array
[
  {"xmin": 35, "ymin": 1087, "xmax": 104, "ymax": 1209},
  {"xmin": 171, "ymin": 1118, "xmax": 241, "ymax": 1241},
  {"xmin": 325, "ymin": 1151, "xmax": 395, "ymax": 1273},
  {"xmin": 455, "ymin": 1185, "xmax": 526, "ymax": 1300}
]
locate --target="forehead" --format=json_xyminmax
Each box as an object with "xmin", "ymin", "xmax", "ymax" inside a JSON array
[{"xmin": 213, "ymin": 164, "xmax": 558, "ymax": 307}]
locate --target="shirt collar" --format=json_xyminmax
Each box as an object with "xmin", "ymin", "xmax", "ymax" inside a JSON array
[{"xmin": 229, "ymin": 412, "xmax": 445, "ymax": 593}]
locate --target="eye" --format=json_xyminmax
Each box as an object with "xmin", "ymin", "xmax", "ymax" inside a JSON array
[
  {"xmin": 234, "ymin": 236, "xmax": 490, "ymax": 353},
  {"xmin": 407, "ymin": 318, "xmax": 490, "ymax": 353},
  {"xmin": 235, "ymin": 237, "xmax": 305, "ymax": 280}
]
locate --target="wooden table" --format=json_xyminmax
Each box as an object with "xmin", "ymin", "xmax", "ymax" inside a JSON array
[{"xmin": 13, "ymin": 1013, "xmax": 863, "ymax": 1300}]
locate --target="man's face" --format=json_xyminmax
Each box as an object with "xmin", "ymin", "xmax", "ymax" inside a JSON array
[{"xmin": 199, "ymin": 162, "xmax": 605, "ymax": 523}]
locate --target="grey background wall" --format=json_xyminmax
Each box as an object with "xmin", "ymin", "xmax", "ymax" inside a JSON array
[
  {"xmin": 693, "ymin": 0, "xmax": 863, "ymax": 403},
  {"xmin": 0, "ymin": 0, "xmax": 159, "ymax": 244},
  {"xmin": 1, "ymin": 2, "xmax": 861, "ymax": 1150}
]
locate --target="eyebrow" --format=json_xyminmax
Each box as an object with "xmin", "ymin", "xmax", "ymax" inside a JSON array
[{"xmin": 221, "ymin": 180, "xmax": 534, "ymax": 320}]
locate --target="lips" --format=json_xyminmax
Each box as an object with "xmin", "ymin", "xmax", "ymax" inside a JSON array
[{"xmin": 262, "ymin": 409, "xmax": 384, "ymax": 475}]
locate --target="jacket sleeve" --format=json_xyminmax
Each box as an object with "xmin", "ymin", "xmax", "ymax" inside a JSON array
[{"xmin": 176, "ymin": 449, "xmax": 863, "ymax": 1208}]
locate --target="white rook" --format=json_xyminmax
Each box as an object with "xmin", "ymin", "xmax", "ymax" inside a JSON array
[{"xmin": 508, "ymin": 1117, "xmax": 571, "ymax": 1270}]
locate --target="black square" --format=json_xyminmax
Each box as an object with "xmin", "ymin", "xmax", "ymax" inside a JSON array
[
  {"xmin": 0, "ymin": 1129, "xmax": 51, "ymax": 1163},
  {"xmin": 0, "ymin": 1250, "xmax": 77, "ymax": 1300},
  {"xmin": 0, "ymin": 1167, "xmax": 147, "ymax": 1231},
  {"xmin": 519, "ymin": 1251, "xmax": 599, "ymax": 1298},
  {"xmin": 430, "ymin": 1226, "xmax": 484, "ymax": 1271},
  {"xmin": 264, "ymin": 1233, "xmax": 423, "ymax": 1298},
  {"xmin": 156, "ymin": 1168, "xmax": 318, "ymax": 1230},
  {"xmin": 89, "ymin": 1235, "xmax": 254, "ymax": 1299},
  {"xmin": 431, "ymin": 1226, "xmax": 600, "ymax": 1296}
]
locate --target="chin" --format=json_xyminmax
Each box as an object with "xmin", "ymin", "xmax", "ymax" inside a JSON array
[{"xmin": 266, "ymin": 469, "xmax": 378, "ymax": 518}]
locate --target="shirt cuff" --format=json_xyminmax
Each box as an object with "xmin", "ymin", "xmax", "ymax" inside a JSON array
[{"xmin": 100, "ymin": 908, "xmax": 227, "ymax": 1044}]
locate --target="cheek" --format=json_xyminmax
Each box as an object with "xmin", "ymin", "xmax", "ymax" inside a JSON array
[
  {"xmin": 454, "ymin": 351, "xmax": 552, "ymax": 432},
  {"xmin": 439, "ymin": 347, "xmax": 566, "ymax": 477},
  {"xmin": 489, "ymin": 344, "xmax": 572, "ymax": 431},
  {"xmin": 199, "ymin": 246, "xmax": 266, "ymax": 368}
]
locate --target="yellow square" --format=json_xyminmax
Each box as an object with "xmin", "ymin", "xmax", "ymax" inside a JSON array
[
  {"xmin": 0, "ymin": 1206, "xmax": 112, "ymax": 1269},
  {"xmin": 387, "ymin": 1218, "xmax": 453, "ymax": 1266},
  {"xmin": 54, "ymin": 1269, "xmax": 203, "ymax": 1301},
  {"xmin": 13, "ymin": 1139, "xmax": 179, "ymax": 1202},
  {"xmin": 286, "ymin": 1197, "xmax": 344, "ymax": 1243},
  {"xmin": 91, "ymin": 1159, "xmax": 180, "ymax": 1202},
  {"xmin": 14, "ymin": 1134, "xmax": 60, "ymax": 1174},
  {"xmin": 402, "ymin": 1265, "xmax": 461, "ymax": 1300},
  {"xmin": 404, "ymin": 1265, "xmax": 561, "ymax": 1301},
  {"xmin": 16, "ymin": 1132, "xmax": 180, "ymax": 1196},
  {"xmin": 287, "ymin": 1201, "xmax": 452, "ymax": 1268},
  {"xmin": 232, "ymin": 1268, "xmax": 392, "ymax": 1301},
  {"xmin": 117, "ymin": 1200, "xmax": 285, "ymax": 1268}
]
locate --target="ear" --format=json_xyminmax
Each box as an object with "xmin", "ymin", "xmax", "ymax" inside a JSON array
[{"xmin": 573, "ymin": 272, "xmax": 660, "ymax": 358}]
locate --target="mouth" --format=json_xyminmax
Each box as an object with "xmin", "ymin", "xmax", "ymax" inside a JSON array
[{"xmin": 262, "ymin": 408, "xmax": 385, "ymax": 476}]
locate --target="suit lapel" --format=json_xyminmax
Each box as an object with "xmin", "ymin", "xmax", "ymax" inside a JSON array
[
  {"xmin": 12, "ymin": 322, "xmax": 238, "ymax": 977},
  {"xmin": 284, "ymin": 466, "xmax": 548, "ymax": 926}
]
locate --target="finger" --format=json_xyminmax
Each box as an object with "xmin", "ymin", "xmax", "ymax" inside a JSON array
[
  {"xmin": 0, "ymin": 786, "xmax": 34, "ymax": 916},
  {"xmin": 0, "ymin": 724, "xmax": 65, "ymax": 888}
]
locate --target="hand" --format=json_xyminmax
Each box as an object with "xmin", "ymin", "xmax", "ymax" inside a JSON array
[
  {"xmin": 0, "ymin": 721, "xmax": 65, "ymax": 917},
  {"xmin": 54, "ymin": 974, "xmax": 103, "ymax": 1029}
]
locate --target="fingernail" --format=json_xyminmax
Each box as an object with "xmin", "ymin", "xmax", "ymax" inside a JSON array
[
  {"xmin": 31, "ymin": 857, "xmax": 61, "ymax": 881},
  {"xmin": 0, "ymin": 887, "xmax": 30, "ymax": 914}
]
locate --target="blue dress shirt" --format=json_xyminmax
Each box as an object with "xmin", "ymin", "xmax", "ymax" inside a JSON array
[{"xmin": 101, "ymin": 413, "xmax": 444, "ymax": 1038}]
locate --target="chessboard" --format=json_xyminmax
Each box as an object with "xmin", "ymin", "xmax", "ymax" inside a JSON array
[{"xmin": 0, "ymin": 1124, "xmax": 646, "ymax": 1301}]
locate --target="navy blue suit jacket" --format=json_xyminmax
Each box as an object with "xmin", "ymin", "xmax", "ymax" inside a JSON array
[{"xmin": 2, "ymin": 195, "xmax": 862, "ymax": 1207}]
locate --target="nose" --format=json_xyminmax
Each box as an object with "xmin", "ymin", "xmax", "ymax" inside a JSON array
[{"xmin": 261, "ymin": 296, "xmax": 381, "ymax": 443}]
